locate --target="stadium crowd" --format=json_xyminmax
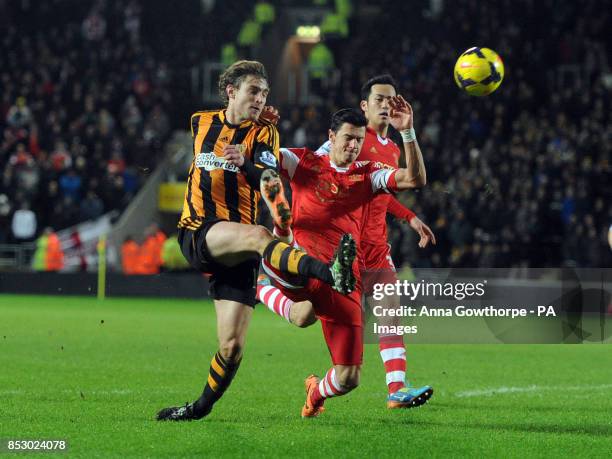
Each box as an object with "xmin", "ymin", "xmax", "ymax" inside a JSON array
[
  {"xmin": 0, "ymin": 0, "xmax": 172, "ymax": 244},
  {"xmin": 1, "ymin": 0, "xmax": 609, "ymax": 269}
]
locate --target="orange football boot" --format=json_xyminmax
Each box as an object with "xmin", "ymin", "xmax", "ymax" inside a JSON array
[{"xmin": 301, "ymin": 374, "xmax": 326, "ymax": 418}]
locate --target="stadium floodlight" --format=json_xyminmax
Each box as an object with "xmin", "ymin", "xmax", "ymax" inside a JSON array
[{"xmin": 296, "ymin": 25, "xmax": 320, "ymax": 41}]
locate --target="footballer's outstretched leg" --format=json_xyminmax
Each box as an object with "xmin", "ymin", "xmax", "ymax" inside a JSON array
[{"xmin": 261, "ymin": 233, "xmax": 356, "ymax": 295}]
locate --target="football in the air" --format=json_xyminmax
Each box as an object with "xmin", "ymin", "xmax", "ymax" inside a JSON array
[{"xmin": 454, "ymin": 47, "xmax": 504, "ymax": 96}]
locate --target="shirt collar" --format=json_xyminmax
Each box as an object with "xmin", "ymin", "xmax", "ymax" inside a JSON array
[
  {"xmin": 367, "ymin": 126, "xmax": 389, "ymax": 145},
  {"xmin": 219, "ymin": 109, "xmax": 252, "ymax": 129}
]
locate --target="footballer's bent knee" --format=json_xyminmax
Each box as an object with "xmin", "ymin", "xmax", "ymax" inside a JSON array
[
  {"xmin": 218, "ymin": 338, "xmax": 244, "ymax": 362},
  {"xmin": 245, "ymin": 225, "xmax": 273, "ymax": 254}
]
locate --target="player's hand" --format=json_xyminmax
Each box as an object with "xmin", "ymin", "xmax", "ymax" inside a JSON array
[
  {"xmin": 259, "ymin": 105, "xmax": 280, "ymax": 125},
  {"xmin": 223, "ymin": 144, "xmax": 245, "ymax": 167},
  {"xmin": 388, "ymin": 95, "xmax": 413, "ymax": 131},
  {"xmin": 409, "ymin": 216, "xmax": 436, "ymax": 248}
]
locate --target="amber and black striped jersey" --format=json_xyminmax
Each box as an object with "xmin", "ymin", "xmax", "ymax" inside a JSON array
[{"xmin": 178, "ymin": 109, "xmax": 280, "ymax": 230}]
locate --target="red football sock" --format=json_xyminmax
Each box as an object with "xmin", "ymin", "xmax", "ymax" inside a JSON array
[
  {"xmin": 379, "ymin": 335, "xmax": 407, "ymax": 394},
  {"xmin": 257, "ymin": 283, "xmax": 293, "ymax": 322},
  {"xmin": 310, "ymin": 368, "xmax": 348, "ymax": 405}
]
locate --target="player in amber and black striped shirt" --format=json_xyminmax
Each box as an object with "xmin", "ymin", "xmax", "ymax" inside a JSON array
[
  {"xmin": 178, "ymin": 108, "xmax": 280, "ymax": 228},
  {"xmin": 157, "ymin": 60, "xmax": 358, "ymax": 422}
]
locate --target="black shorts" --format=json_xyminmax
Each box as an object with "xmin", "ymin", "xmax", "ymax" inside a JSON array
[{"xmin": 178, "ymin": 221, "xmax": 259, "ymax": 307}]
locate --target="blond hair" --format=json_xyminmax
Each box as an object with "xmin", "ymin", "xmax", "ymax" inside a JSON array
[{"xmin": 218, "ymin": 60, "xmax": 268, "ymax": 105}]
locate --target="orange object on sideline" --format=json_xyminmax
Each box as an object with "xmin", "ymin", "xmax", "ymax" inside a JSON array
[
  {"xmin": 45, "ymin": 232, "xmax": 64, "ymax": 271},
  {"xmin": 121, "ymin": 239, "xmax": 141, "ymax": 275},
  {"xmin": 139, "ymin": 230, "xmax": 166, "ymax": 275}
]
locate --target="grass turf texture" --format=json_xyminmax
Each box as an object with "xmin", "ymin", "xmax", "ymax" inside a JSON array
[{"xmin": 1, "ymin": 295, "xmax": 611, "ymax": 458}]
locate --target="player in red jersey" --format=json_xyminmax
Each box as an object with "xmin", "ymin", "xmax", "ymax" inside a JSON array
[
  {"xmin": 259, "ymin": 75, "xmax": 436, "ymax": 409},
  {"xmin": 343, "ymin": 74, "xmax": 436, "ymax": 408},
  {"xmin": 248, "ymin": 107, "xmax": 429, "ymax": 417}
]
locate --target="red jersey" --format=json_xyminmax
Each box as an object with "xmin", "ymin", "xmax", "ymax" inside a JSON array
[
  {"xmin": 316, "ymin": 127, "xmax": 401, "ymax": 246},
  {"xmin": 278, "ymin": 147, "xmax": 397, "ymax": 277},
  {"xmin": 358, "ymin": 127, "xmax": 401, "ymax": 245}
]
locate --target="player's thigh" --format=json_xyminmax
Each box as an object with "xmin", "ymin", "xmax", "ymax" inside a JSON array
[
  {"xmin": 215, "ymin": 299, "xmax": 253, "ymax": 350},
  {"xmin": 206, "ymin": 221, "xmax": 272, "ymax": 266}
]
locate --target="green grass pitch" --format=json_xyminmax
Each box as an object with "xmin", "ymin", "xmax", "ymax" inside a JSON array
[{"xmin": 1, "ymin": 295, "xmax": 611, "ymax": 458}]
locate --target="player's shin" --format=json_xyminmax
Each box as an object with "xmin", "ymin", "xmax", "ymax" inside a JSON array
[
  {"xmin": 257, "ymin": 277, "xmax": 293, "ymax": 323},
  {"xmin": 310, "ymin": 367, "xmax": 351, "ymax": 406},
  {"xmin": 262, "ymin": 239, "xmax": 334, "ymax": 285},
  {"xmin": 378, "ymin": 334, "xmax": 407, "ymax": 394},
  {"xmin": 192, "ymin": 351, "xmax": 242, "ymax": 418}
]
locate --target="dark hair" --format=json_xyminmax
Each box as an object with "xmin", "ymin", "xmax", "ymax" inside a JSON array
[
  {"xmin": 360, "ymin": 74, "xmax": 398, "ymax": 101},
  {"xmin": 218, "ymin": 60, "xmax": 268, "ymax": 105},
  {"xmin": 330, "ymin": 108, "xmax": 367, "ymax": 133}
]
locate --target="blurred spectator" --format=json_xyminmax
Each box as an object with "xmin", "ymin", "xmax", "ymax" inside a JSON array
[
  {"xmin": 139, "ymin": 223, "xmax": 167, "ymax": 274},
  {"xmin": 121, "ymin": 236, "xmax": 141, "ymax": 275},
  {"xmin": 82, "ymin": 6, "xmax": 106, "ymax": 41},
  {"xmin": 11, "ymin": 203, "xmax": 37, "ymax": 242},
  {"xmin": 46, "ymin": 228, "xmax": 64, "ymax": 272},
  {"xmin": 79, "ymin": 191, "xmax": 105, "ymax": 221},
  {"xmin": 32, "ymin": 228, "xmax": 63, "ymax": 272},
  {"xmin": 161, "ymin": 236, "xmax": 190, "ymax": 271},
  {"xmin": 6, "ymin": 97, "xmax": 32, "ymax": 129},
  {"xmin": 59, "ymin": 169, "xmax": 82, "ymax": 202},
  {"xmin": 0, "ymin": 194, "xmax": 12, "ymax": 244}
]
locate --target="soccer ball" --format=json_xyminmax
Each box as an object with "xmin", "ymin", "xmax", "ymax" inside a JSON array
[{"xmin": 454, "ymin": 47, "xmax": 504, "ymax": 96}]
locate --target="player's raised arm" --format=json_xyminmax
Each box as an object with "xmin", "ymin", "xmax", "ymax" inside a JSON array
[
  {"xmin": 386, "ymin": 196, "xmax": 436, "ymax": 247},
  {"xmin": 388, "ymin": 95, "xmax": 426, "ymax": 187},
  {"xmin": 387, "ymin": 195, "xmax": 416, "ymax": 222},
  {"xmin": 369, "ymin": 166, "xmax": 417, "ymax": 192}
]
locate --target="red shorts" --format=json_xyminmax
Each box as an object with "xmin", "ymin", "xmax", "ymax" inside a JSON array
[
  {"xmin": 360, "ymin": 241, "xmax": 398, "ymax": 297},
  {"xmin": 320, "ymin": 319, "xmax": 363, "ymax": 365},
  {"xmin": 274, "ymin": 278, "xmax": 363, "ymax": 365}
]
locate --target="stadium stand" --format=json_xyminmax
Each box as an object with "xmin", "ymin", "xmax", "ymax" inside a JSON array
[{"xmin": 0, "ymin": 0, "xmax": 172, "ymax": 242}]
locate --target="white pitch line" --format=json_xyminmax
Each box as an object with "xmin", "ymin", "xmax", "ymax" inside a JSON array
[
  {"xmin": 456, "ymin": 384, "xmax": 612, "ymax": 398},
  {"xmin": 0, "ymin": 389, "xmax": 24, "ymax": 395}
]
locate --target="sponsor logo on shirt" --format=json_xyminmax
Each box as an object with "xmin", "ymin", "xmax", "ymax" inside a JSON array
[
  {"xmin": 260, "ymin": 150, "xmax": 277, "ymax": 167},
  {"xmin": 195, "ymin": 152, "xmax": 240, "ymax": 172},
  {"xmin": 349, "ymin": 174, "xmax": 365, "ymax": 182}
]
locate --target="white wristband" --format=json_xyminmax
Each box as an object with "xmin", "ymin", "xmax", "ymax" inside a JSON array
[{"xmin": 400, "ymin": 128, "xmax": 416, "ymax": 143}]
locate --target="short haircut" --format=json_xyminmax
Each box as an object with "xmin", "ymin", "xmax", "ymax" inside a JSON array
[
  {"xmin": 218, "ymin": 60, "xmax": 268, "ymax": 105},
  {"xmin": 360, "ymin": 74, "xmax": 398, "ymax": 101},
  {"xmin": 330, "ymin": 108, "xmax": 367, "ymax": 133}
]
